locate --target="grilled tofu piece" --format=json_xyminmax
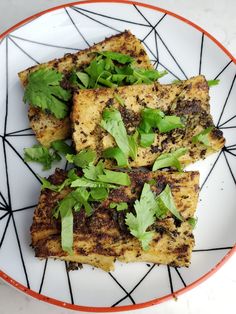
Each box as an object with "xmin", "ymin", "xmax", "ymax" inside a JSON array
[
  {"xmin": 72, "ymin": 75, "xmax": 225, "ymax": 168},
  {"xmin": 18, "ymin": 31, "xmax": 152, "ymax": 147},
  {"xmin": 31, "ymin": 169, "xmax": 200, "ymax": 271}
]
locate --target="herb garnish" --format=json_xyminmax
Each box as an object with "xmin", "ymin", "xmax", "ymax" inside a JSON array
[
  {"xmin": 138, "ymin": 108, "xmax": 184, "ymax": 147},
  {"xmin": 100, "ymin": 108, "xmax": 138, "ymax": 166},
  {"xmin": 192, "ymin": 127, "xmax": 213, "ymax": 146},
  {"xmin": 152, "ymin": 148, "xmax": 188, "ymax": 171},
  {"xmin": 23, "ymin": 68, "xmax": 71, "ymax": 119},
  {"xmin": 24, "ymin": 140, "xmax": 73, "ymax": 170}
]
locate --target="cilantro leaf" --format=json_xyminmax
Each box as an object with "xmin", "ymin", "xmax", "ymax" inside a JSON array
[
  {"xmin": 100, "ymin": 108, "xmax": 137, "ymax": 165},
  {"xmin": 157, "ymin": 115, "xmax": 184, "ymax": 133},
  {"xmin": 192, "ymin": 127, "xmax": 213, "ymax": 146},
  {"xmin": 114, "ymin": 93, "xmax": 125, "ymax": 106},
  {"xmin": 23, "ymin": 68, "xmax": 71, "ymax": 119},
  {"xmin": 54, "ymin": 190, "xmax": 79, "ymax": 254},
  {"xmin": 54, "ymin": 188, "xmax": 93, "ymax": 254},
  {"xmin": 207, "ymin": 79, "xmax": 220, "ymax": 87},
  {"xmin": 139, "ymin": 108, "xmax": 164, "ymax": 133},
  {"xmin": 90, "ymin": 187, "xmax": 109, "ymax": 201},
  {"xmin": 156, "ymin": 185, "xmax": 183, "ymax": 221},
  {"xmin": 71, "ymin": 51, "xmax": 167, "ymax": 89},
  {"xmin": 187, "ymin": 217, "xmax": 198, "ymax": 229},
  {"xmin": 128, "ymin": 131, "xmax": 139, "ymax": 161},
  {"xmin": 100, "ymin": 108, "xmax": 130, "ymax": 157},
  {"xmin": 71, "ymin": 177, "xmax": 117, "ymax": 189},
  {"xmin": 103, "ymin": 147, "xmax": 128, "ymax": 167},
  {"xmin": 110, "ymin": 202, "xmax": 128, "ymax": 211},
  {"xmin": 152, "ymin": 148, "xmax": 188, "ymax": 171},
  {"xmin": 66, "ymin": 149, "xmax": 96, "ymax": 168},
  {"xmin": 76, "ymin": 72, "xmax": 90, "ymax": 88},
  {"xmin": 139, "ymin": 131, "xmax": 155, "ymax": 148},
  {"xmin": 51, "ymin": 140, "xmax": 74, "ymax": 155},
  {"xmin": 41, "ymin": 177, "xmax": 71, "ymax": 192},
  {"xmin": 98, "ymin": 169, "xmax": 131, "ymax": 186},
  {"xmin": 83, "ymin": 160, "xmax": 104, "ymax": 180},
  {"xmin": 139, "ymin": 108, "xmax": 184, "ymax": 133},
  {"xmin": 125, "ymin": 183, "xmax": 157, "ymax": 250},
  {"xmin": 99, "ymin": 51, "xmax": 134, "ymax": 64},
  {"xmin": 24, "ymin": 145, "xmax": 61, "ymax": 170}
]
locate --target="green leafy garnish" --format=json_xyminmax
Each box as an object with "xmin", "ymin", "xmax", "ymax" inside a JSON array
[
  {"xmin": 41, "ymin": 177, "xmax": 71, "ymax": 192},
  {"xmin": 114, "ymin": 93, "xmax": 125, "ymax": 106},
  {"xmin": 98, "ymin": 169, "xmax": 131, "ymax": 186},
  {"xmin": 192, "ymin": 127, "xmax": 213, "ymax": 146},
  {"xmin": 152, "ymin": 148, "xmax": 188, "ymax": 171},
  {"xmin": 155, "ymin": 185, "xmax": 183, "ymax": 221},
  {"xmin": 51, "ymin": 140, "xmax": 74, "ymax": 155},
  {"xmin": 139, "ymin": 132, "xmax": 155, "ymax": 148},
  {"xmin": 101, "ymin": 108, "xmax": 130, "ymax": 156},
  {"xmin": 54, "ymin": 188, "xmax": 93, "ymax": 254},
  {"xmin": 90, "ymin": 187, "xmax": 109, "ymax": 201},
  {"xmin": 71, "ymin": 51, "xmax": 167, "ymax": 89},
  {"xmin": 103, "ymin": 147, "xmax": 127, "ymax": 167},
  {"xmin": 125, "ymin": 183, "xmax": 157, "ymax": 250},
  {"xmin": 187, "ymin": 217, "xmax": 198, "ymax": 229},
  {"xmin": 110, "ymin": 202, "xmax": 128, "ymax": 211},
  {"xmin": 66, "ymin": 149, "xmax": 96, "ymax": 168},
  {"xmin": 24, "ymin": 140, "xmax": 73, "ymax": 170},
  {"xmin": 138, "ymin": 108, "xmax": 184, "ymax": 147},
  {"xmin": 99, "ymin": 51, "xmax": 134, "ymax": 64},
  {"xmin": 207, "ymin": 79, "xmax": 220, "ymax": 87},
  {"xmin": 24, "ymin": 145, "xmax": 61, "ymax": 170},
  {"xmin": 71, "ymin": 160, "xmax": 130, "ymax": 188},
  {"xmin": 100, "ymin": 108, "xmax": 138, "ymax": 166},
  {"xmin": 23, "ymin": 68, "xmax": 71, "ymax": 119}
]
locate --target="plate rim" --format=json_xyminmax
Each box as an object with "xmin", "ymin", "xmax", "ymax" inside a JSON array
[{"xmin": 0, "ymin": 0, "xmax": 235, "ymax": 312}]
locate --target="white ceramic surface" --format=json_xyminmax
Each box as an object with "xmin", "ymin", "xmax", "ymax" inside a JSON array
[{"xmin": 0, "ymin": 1, "xmax": 235, "ymax": 312}]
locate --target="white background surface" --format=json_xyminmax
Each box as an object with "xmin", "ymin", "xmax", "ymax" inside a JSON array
[{"xmin": 0, "ymin": 0, "xmax": 235, "ymax": 313}]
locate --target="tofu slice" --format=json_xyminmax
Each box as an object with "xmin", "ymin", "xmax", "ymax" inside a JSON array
[
  {"xmin": 72, "ymin": 75, "xmax": 225, "ymax": 168},
  {"xmin": 31, "ymin": 169, "xmax": 199, "ymax": 271},
  {"xmin": 18, "ymin": 31, "xmax": 152, "ymax": 147}
]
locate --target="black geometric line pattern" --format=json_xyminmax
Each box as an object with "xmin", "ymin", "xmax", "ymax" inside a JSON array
[
  {"xmin": 38, "ymin": 259, "xmax": 48, "ymax": 294},
  {"xmin": 174, "ymin": 268, "xmax": 187, "ymax": 287},
  {"xmin": 65, "ymin": 262, "xmax": 74, "ymax": 304},
  {"xmin": 64, "ymin": 8, "xmax": 90, "ymax": 48},
  {"xmin": 10, "ymin": 34, "xmax": 79, "ymax": 51},
  {"xmin": 214, "ymin": 60, "xmax": 233, "ymax": 80},
  {"xmin": 0, "ymin": 2, "xmax": 235, "ymax": 310},
  {"xmin": 199, "ymin": 33, "xmax": 204, "ymax": 74},
  {"xmin": 111, "ymin": 264, "xmax": 156, "ymax": 307},
  {"xmin": 108, "ymin": 272, "xmax": 135, "ymax": 305},
  {"xmin": 167, "ymin": 266, "xmax": 174, "ymax": 294},
  {"xmin": 72, "ymin": 6, "xmax": 150, "ymax": 27},
  {"xmin": 217, "ymin": 73, "xmax": 236, "ymax": 127},
  {"xmin": 8, "ymin": 36, "xmax": 40, "ymax": 65},
  {"xmin": 71, "ymin": 6, "xmax": 122, "ymax": 34}
]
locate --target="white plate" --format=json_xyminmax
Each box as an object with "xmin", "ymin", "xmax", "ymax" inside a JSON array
[{"xmin": 0, "ymin": 1, "xmax": 235, "ymax": 312}]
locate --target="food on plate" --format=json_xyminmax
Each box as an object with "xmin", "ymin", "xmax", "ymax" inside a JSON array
[
  {"xmin": 31, "ymin": 167, "xmax": 199, "ymax": 271},
  {"xmin": 18, "ymin": 30, "xmax": 158, "ymax": 147},
  {"xmin": 71, "ymin": 75, "xmax": 225, "ymax": 168}
]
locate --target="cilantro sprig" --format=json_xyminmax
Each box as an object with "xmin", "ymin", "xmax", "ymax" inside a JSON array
[
  {"xmin": 24, "ymin": 140, "xmax": 73, "ymax": 170},
  {"xmin": 125, "ymin": 183, "xmax": 183, "ymax": 250},
  {"xmin": 100, "ymin": 108, "xmax": 138, "ymax": 167},
  {"xmin": 152, "ymin": 148, "xmax": 188, "ymax": 171},
  {"xmin": 24, "ymin": 68, "xmax": 71, "ymax": 119},
  {"xmin": 138, "ymin": 108, "xmax": 184, "ymax": 147},
  {"xmin": 72, "ymin": 51, "xmax": 167, "ymax": 89},
  {"xmin": 192, "ymin": 127, "xmax": 213, "ymax": 146}
]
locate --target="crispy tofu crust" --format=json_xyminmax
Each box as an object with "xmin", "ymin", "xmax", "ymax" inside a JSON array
[
  {"xmin": 72, "ymin": 75, "xmax": 225, "ymax": 167},
  {"xmin": 18, "ymin": 31, "xmax": 152, "ymax": 147},
  {"xmin": 31, "ymin": 169, "xmax": 200, "ymax": 271}
]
